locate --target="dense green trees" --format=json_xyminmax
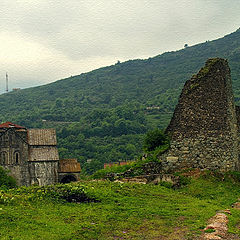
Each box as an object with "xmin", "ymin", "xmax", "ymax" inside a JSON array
[
  {"xmin": 143, "ymin": 129, "xmax": 169, "ymax": 151},
  {"xmin": 44, "ymin": 102, "xmax": 148, "ymax": 173},
  {"xmin": 1, "ymin": 29, "xmax": 240, "ymax": 174}
]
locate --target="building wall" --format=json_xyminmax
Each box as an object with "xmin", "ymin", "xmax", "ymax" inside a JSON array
[
  {"xmin": 28, "ymin": 161, "xmax": 58, "ymax": 186},
  {"xmin": 163, "ymin": 58, "xmax": 239, "ymax": 172},
  {"xmin": 0, "ymin": 126, "xmax": 82, "ymax": 186},
  {"xmin": 0, "ymin": 128, "xmax": 60, "ymax": 186},
  {"xmin": 0, "ymin": 129, "xmax": 30, "ymax": 186},
  {"xmin": 104, "ymin": 161, "xmax": 132, "ymax": 169}
]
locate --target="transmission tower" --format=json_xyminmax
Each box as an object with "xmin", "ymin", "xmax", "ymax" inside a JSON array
[{"xmin": 6, "ymin": 72, "xmax": 8, "ymax": 92}]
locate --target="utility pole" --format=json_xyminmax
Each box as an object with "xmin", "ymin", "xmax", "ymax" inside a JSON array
[{"xmin": 6, "ymin": 72, "xmax": 8, "ymax": 93}]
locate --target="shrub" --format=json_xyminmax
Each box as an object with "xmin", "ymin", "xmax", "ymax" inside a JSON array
[
  {"xmin": 0, "ymin": 167, "xmax": 17, "ymax": 189},
  {"xmin": 0, "ymin": 183, "xmax": 98, "ymax": 205},
  {"xmin": 160, "ymin": 181, "xmax": 173, "ymax": 189},
  {"xmin": 143, "ymin": 129, "xmax": 169, "ymax": 151},
  {"xmin": 92, "ymin": 162, "xmax": 134, "ymax": 179}
]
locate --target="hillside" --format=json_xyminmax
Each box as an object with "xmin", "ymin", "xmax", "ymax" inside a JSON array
[
  {"xmin": 1, "ymin": 28, "xmax": 240, "ymax": 172},
  {"xmin": 1, "ymin": 171, "xmax": 240, "ymax": 239}
]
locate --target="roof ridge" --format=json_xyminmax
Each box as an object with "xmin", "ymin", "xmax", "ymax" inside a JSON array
[{"xmin": 0, "ymin": 122, "xmax": 26, "ymax": 129}]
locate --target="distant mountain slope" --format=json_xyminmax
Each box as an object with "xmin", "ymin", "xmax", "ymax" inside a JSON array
[
  {"xmin": 1, "ymin": 28, "xmax": 240, "ymax": 172},
  {"xmin": 1, "ymin": 28, "xmax": 240, "ymax": 123}
]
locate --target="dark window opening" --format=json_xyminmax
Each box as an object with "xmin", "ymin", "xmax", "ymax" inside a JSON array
[
  {"xmin": 60, "ymin": 175, "xmax": 77, "ymax": 184},
  {"xmin": 15, "ymin": 152, "xmax": 20, "ymax": 164}
]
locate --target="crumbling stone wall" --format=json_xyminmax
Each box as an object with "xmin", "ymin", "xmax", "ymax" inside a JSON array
[
  {"xmin": 235, "ymin": 105, "xmax": 240, "ymax": 156},
  {"xmin": 163, "ymin": 58, "xmax": 239, "ymax": 171}
]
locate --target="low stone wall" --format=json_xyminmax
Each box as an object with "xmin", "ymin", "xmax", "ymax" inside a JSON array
[{"xmin": 119, "ymin": 174, "xmax": 180, "ymax": 186}]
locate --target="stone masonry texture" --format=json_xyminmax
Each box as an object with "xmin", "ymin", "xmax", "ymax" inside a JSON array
[
  {"xmin": 0, "ymin": 123, "xmax": 81, "ymax": 186},
  {"xmin": 163, "ymin": 58, "xmax": 239, "ymax": 172}
]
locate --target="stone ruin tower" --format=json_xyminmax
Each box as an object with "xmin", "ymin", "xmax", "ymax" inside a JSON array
[{"xmin": 163, "ymin": 58, "xmax": 239, "ymax": 171}]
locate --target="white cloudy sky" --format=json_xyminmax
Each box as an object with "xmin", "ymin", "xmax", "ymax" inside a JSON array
[{"xmin": 0, "ymin": 0, "xmax": 240, "ymax": 93}]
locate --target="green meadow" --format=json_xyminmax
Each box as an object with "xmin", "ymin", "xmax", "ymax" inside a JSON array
[{"xmin": 1, "ymin": 171, "xmax": 240, "ymax": 240}]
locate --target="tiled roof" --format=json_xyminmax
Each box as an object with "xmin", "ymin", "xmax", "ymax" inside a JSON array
[
  {"xmin": 58, "ymin": 159, "xmax": 81, "ymax": 173},
  {"xmin": 0, "ymin": 122, "xmax": 26, "ymax": 129},
  {"xmin": 28, "ymin": 129, "xmax": 57, "ymax": 146}
]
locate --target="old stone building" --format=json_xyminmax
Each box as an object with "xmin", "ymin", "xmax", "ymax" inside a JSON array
[
  {"xmin": 163, "ymin": 58, "xmax": 240, "ymax": 172},
  {"xmin": 58, "ymin": 159, "xmax": 81, "ymax": 183},
  {"xmin": 0, "ymin": 122, "xmax": 81, "ymax": 186}
]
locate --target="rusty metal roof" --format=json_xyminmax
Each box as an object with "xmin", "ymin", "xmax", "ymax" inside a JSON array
[
  {"xmin": 58, "ymin": 159, "xmax": 81, "ymax": 173},
  {"xmin": 28, "ymin": 129, "xmax": 57, "ymax": 146},
  {"xmin": 29, "ymin": 147, "xmax": 59, "ymax": 161},
  {"xmin": 0, "ymin": 122, "xmax": 26, "ymax": 129}
]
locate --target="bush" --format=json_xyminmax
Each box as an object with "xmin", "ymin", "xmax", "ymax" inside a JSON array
[
  {"xmin": 0, "ymin": 183, "xmax": 98, "ymax": 205},
  {"xmin": 143, "ymin": 129, "xmax": 169, "ymax": 151},
  {"xmin": 92, "ymin": 163, "xmax": 134, "ymax": 179},
  {"xmin": 0, "ymin": 167, "xmax": 17, "ymax": 189}
]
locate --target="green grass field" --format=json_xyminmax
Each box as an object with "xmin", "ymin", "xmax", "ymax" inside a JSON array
[{"xmin": 1, "ymin": 171, "xmax": 240, "ymax": 240}]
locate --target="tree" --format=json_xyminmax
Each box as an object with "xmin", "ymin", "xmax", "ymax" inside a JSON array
[
  {"xmin": 0, "ymin": 167, "xmax": 17, "ymax": 189},
  {"xmin": 55, "ymin": 98, "xmax": 63, "ymax": 108},
  {"xmin": 83, "ymin": 160, "xmax": 102, "ymax": 175},
  {"xmin": 143, "ymin": 129, "xmax": 169, "ymax": 151}
]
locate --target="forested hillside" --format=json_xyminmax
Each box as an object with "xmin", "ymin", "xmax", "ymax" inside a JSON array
[{"xmin": 1, "ymin": 28, "xmax": 240, "ymax": 173}]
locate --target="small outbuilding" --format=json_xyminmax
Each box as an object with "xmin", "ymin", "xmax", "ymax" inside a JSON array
[{"xmin": 58, "ymin": 159, "xmax": 81, "ymax": 183}]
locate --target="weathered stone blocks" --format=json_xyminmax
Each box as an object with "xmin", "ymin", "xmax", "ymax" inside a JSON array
[{"xmin": 163, "ymin": 58, "xmax": 239, "ymax": 171}]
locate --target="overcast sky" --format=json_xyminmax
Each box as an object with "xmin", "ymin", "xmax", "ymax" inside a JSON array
[{"xmin": 0, "ymin": 0, "xmax": 240, "ymax": 93}]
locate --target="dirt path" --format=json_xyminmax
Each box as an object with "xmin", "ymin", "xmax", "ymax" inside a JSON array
[
  {"xmin": 200, "ymin": 206, "xmax": 240, "ymax": 240},
  {"xmin": 200, "ymin": 212, "xmax": 229, "ymax": 239}
]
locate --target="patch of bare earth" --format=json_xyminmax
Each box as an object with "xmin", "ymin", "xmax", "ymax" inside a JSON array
[
  {"xmin": 200, "ymin": 212, "xmax": 228, "ymax": 240},
  {"xmin": 166, "ymin": 227, "xmax": 189, "ymax": 240},
  {"xmin": 233, "ymin": 202, "xmax": 240, "ymax": 210},
  {"xmin": 181, "ymin": 169, "xmax": 203, "ymax": 178},
  {"xmin": 198, "ymin": 209, "xmax": 240, "ymax": 240},
  {"xmin": 149, "ymin": 227, "xmax": 188, "ymax": 240}
]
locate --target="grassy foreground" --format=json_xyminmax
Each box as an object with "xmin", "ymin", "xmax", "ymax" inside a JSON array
[{"xmin": 1, "ymin": 171, "xmax": 240, "ymax": 240}]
